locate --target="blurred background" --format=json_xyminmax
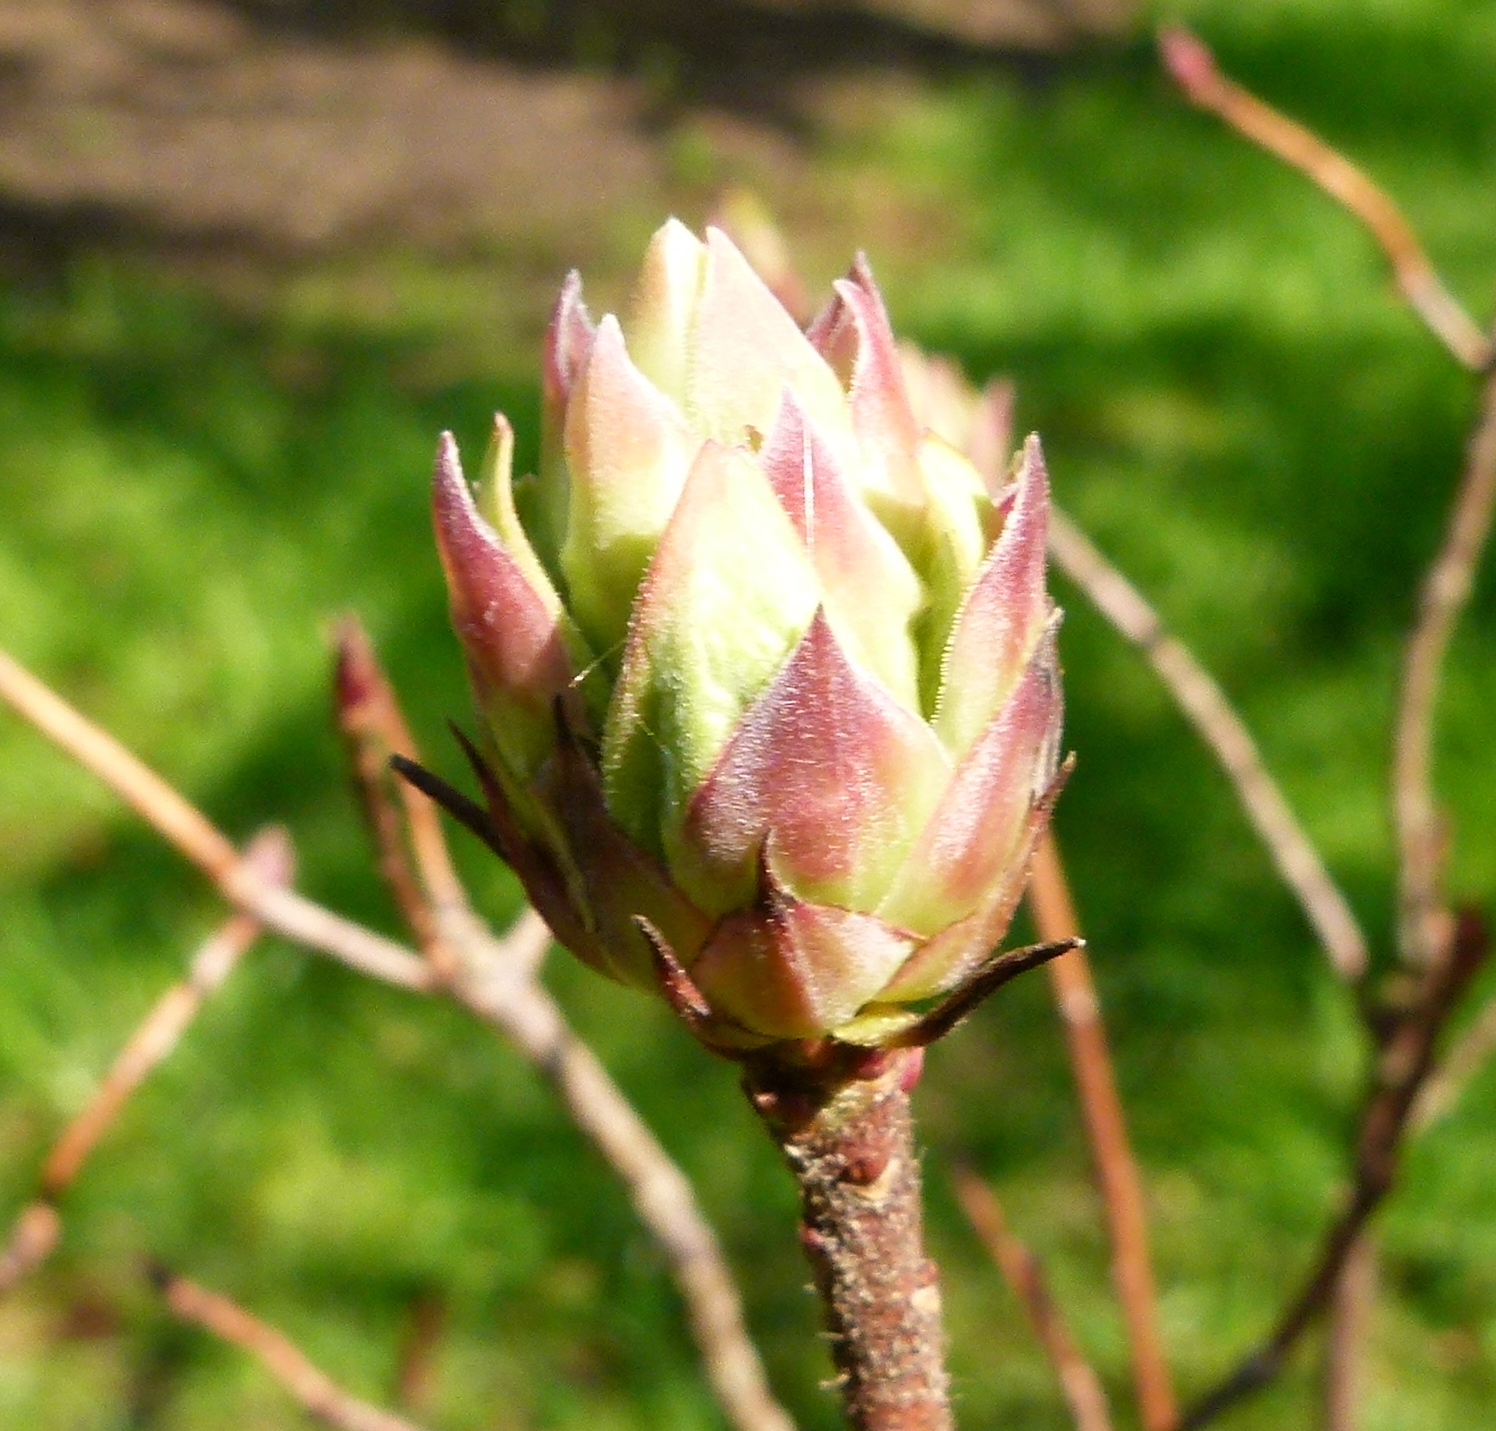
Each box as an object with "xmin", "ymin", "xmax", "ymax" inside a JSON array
[{"xmin": 2, "ymin": 1, "xmax": 1494, "ymax": 1427}]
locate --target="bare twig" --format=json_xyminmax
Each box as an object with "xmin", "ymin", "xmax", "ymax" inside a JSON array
[
  {"xmin": 0, "ymin": 646, "xmax": 436, "ymax": 992},
  {"xmin": 0, "ymin": 644, "xmax": 792, "ymax": 1431},
  {"xmin": 1048, "ymin": 508, "xmax": 1369, "ymax": 982},
  {"xmin": 334, "ymin": 620, "xmax": 549, "ymax": 991},
  {"xmin": 1159, "ymin": 26, "xmax": 1494, "ymax": 372},
  {"xmin": 0, "ymin": 1204, "xmax": 62, "ymax": 1296},
  {"xmin": 335, "ymin": 618, "xmax": 481, "ymax": 956},
  {"xmin": 1411, "ymin": 984, "xmax": 1496, "ymax": 1130},
  {"xmin": 394, "ymin": 1291, "xmax": 446, "ymax": 1414},
  {"xmin": 1323, "ymin": 1232, "xmax": 1378, "ymax": 1431},
  {"xmin": 0, "ymin": 649, "xmax": 240, "ymax": 881},
  {"xmin": 1393, "ymin": 370, "xmax": 1496, "ymax": 968},
  {"xmin": 0, "ymin": 828, "xmax": 293, "ymax": 1295},
  {"xmin": 952, "ymin": 1165, "xmax": 1112, "ymax": 1431},
  {"xmin": 1156, "ymin": 40, "xmax": 1496, "ymax": 1427},
  {"xmin": 336, "ymin": 628, "xmax": 792, "ymax": 1431},
  {"xmin": 42, "ymin": 827, "xmax": 294, "ymax": 1195},
  {"xmin": 456, "ymin": 946, "xmax": 793, "ymax": 1431},
  {"xmin": 252, "ymin": 885, "xmax": 433, "ymax": 989},
  {"xmin": 1027, "ymin": 834, "xmax": 1177, "ymax": 1431},
  {"xmin": 1179, "ymin": 910, "xmax": 1487, "ymax": 1430},
  {"xmin": 1156, "ymin": 14, "xmax": 1496, "ymax": 969},
  {"xmin": 153, "ymin": 1268, "xmax": 430, "ymax": 1431},
  {"xmin": 334, "ymin": 620, "xmax": 450, "ymax": 972}
]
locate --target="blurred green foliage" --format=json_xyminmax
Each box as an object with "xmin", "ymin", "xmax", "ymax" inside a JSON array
[{"xmin": 3, "ymin": 1, "xmax": 1496, "ymax": 1428}]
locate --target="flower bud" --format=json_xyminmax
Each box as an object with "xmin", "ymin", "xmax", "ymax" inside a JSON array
[{"xmin": 432, "ymin": 220, "xmax": 1065, "ymax": 1048}]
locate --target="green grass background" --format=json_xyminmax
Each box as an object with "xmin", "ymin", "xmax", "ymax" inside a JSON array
[{"xmin": 3, "ymin": 1, "xmax": 1496, "ymax": 1427}]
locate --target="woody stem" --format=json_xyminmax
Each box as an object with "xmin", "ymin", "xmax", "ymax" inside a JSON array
[{"xmin": 745, "ymin": 1047, "xmax": 951, "ymax": 1431}]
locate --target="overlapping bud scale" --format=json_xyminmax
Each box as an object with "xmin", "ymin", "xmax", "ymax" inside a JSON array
[{"xmin": 433, "ymin": 220, "xmax": 1065, "ymax": 1047}]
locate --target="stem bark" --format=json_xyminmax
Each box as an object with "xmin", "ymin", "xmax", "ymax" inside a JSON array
[{"xmin": 746, "ymin": 1048, "xmax": 951, "ymax": 1431}]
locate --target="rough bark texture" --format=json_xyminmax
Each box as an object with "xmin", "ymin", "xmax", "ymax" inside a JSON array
[{"xmin": 746, "ymin": 1048, "xmax": 951, "ymax": 1431}]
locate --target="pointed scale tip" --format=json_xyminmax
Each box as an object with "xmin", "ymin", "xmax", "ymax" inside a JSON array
[
  {"xmin": 545, "ymin": 271, "xmax": 596, "ymax": 405},
  {"xmin": 683, "ymin": 227, "xmax": 849, "ymax": 447},
  {"xmin": 431, "ymin": 432, "xmax": 480, "ymax": 546},
  {"xmin": 1020, "ymin": 431, "xmax": 1046, "ymax": 471},
  {"xmin": 886, "ymin": 619, "xmax": 1064, "ymax": 941},
  {"xmin": 931, "ymin": 433, "xmax": 1051, "ymax": 757},
  {"xmin": 635, "ymin": 916, "xmax": 742, "ymax": 1058},
  {"xmin": 680, "ymin": 605, "xmax": 944, "ymax": 918},
  {"xmin": 819, "ymin": 268, "xmax": 924, "ymax": 513},
  {"xmin": 433, "ymin": 429, "xmax": 464, "ymax": 491},
  {"xmin": 891, "ymin": 938, "xmax": 1081, "ymax": 1049},
  {"xmin": 702, "ymin": 221, "xmax": 752, "ymax": 266},
  {"xmin": 430, "ymin": 427, "xmax": 578, "ymax": 756},
  {"xmin": 431, "ymin": 432, "xmax": 485, "ymax": 549}
]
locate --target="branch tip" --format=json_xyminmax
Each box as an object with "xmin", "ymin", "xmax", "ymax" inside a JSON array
[{"xmin": 1157, "ymin": 26, "xmax": 1217, "ymax": 103}]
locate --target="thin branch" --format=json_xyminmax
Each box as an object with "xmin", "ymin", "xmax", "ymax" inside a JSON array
[
  {"xmin": 153, "ymin": 1268, "xmax": 430, "ymax": 1431},
  {"xmin": 338, "ymin": 627, "xmax": 465, "ymax": 911},
  {"xmin": 1026, "ymin": 833, "xmax": 1177, "ymax": 1431},
  {"xmin": 1159, "ymin": 26, "xmax": 1494, "ymax": 372},
  {"xmin": 1323, "ymin": 1232, "xmax": 1378, "ymax": 1431},
  {"xmin": 0, "ymin": 646, "xmax": 437, "ymax": 993},
  {"xmin": 1179, "ymin": 910, "xmax": 1487, "ymax": 1430},
  {"xmin": 0, "ymin": 1204, "xmax": 62, "ymax": 1296},
  {"xmin": 1156, "ymin": 42, "xmax": 1496, "ymax": 1427},
  {"xmin": 334, "ymin": 620, "xmax": 449, "ymax": 971},
  {"xmin": 0, "ymin": 828, "xmax": 292, "ymax": 1296},
  {"xmin": 1157, "ymin": 12, "xmax": 1496, "ymax": 969},
  {"xmin": 0, "ymin": 644, "xmax": 793, "ymax": 1431},
  {"xmin": 1393, "ymin": 369, "xmax": 1496, "ymax": 967},
  {"xmin": 951, "ymin": 1165, "xmax": 1112, "ymax": 1431},
  {"xmin": 1048, "ymin": 507, "xmax": 1369, "ymax": 982},
  {"xmin": 448, "ymin": 937, "xmax": 795, "ymax": 1431},
  {"xmin": 253, "ymin": 885, "xmax": 434, "ymax": 989},
  {"xmin": 334, "ymin": 629, "xmax": 792, "ymax": 1431},
  {"xmin": 334, "ymin": 628, "xmax": 792, "ymax": 1431},
  {"xmin": 42, "ymin": 827, "xmax": 294, "ymax": 1195},
  {"xmin": 394, "ymin": 1291, "xmax": 446, "ymax": 1414},
  {"xmin": 1411, "ymin": 984, "xmax": 1496, "ymax": 1130},
  {"xmin": 0, "ymin": 649, "xmax": 241, "ymax": 881},
  {"xmin": 334, "ymin": 619, "xmax": 546, "ymax": 989}
]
